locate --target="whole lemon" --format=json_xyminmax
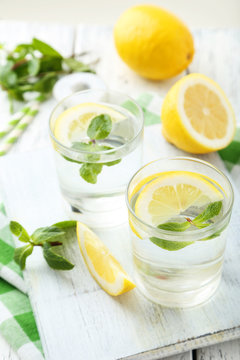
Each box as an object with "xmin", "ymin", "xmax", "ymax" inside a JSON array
[{"xmin": 114, "ymin": 5, "xmax": 194, "ymax": 80}]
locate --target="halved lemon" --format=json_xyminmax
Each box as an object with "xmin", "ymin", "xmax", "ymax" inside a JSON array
[
  {"xmin": 135, "ymin": 171, "xmax": 223, "ymax": 226},
  {"xmin": 161, "ymin": 73, "xmax": 236, "ymax": 154},
  {"xmin": 54, "ymin": 102, "xmax": 126, "ymax": 146},
  {"xmin": 76, "ymin": 222, "xmax": 135, "ymax": 296}
]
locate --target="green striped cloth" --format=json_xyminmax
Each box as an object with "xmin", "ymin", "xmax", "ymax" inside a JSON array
[
  {"xmin": 0, "ymin": 92, "xmax": 239, "ymax": 359},
  {"xmin": 0, "ymin": 204, "xmax": 44, "ymax": 360}
]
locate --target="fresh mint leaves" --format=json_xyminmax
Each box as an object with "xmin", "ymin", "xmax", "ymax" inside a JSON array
[
  {"xmin": 43, "ymin": 242, "xmax": 74, "ymax": 270},
  {"xmin": 158, "ymin": 222, "xmax": 191, "ymax": 232},
  {"xmin": 192, "ymin": 201, "xmax": 222, "ymax": 227},
  {"xmin": 14, "ymin": 244, "xmax": 34, "ymax": 270},
  {"xmin": 150, "ymin": 201, "xmax": 223, "ymax": 251},
  {"xmin": 87, "ymin": 114, "xmax": 112, "ymax": 140},
  {"xmin": 64, "ymin": 114, "xmax": 121, "ymax": 184},
  {"xmin": 80, "ymin": 163, "xmax": 103, "ymax": 184},
  {"xmin": 0, "ymin": 38, "xmax": 94, "ymax": 112},
  {"xmin": 10, "ymin": 220, "xmax": 76, "ymax": 270}
]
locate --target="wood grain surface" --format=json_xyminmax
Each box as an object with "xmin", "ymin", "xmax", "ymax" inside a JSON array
[{"xmin": 0, "ymin": 21, "xmax": 240, "ymax": 360}]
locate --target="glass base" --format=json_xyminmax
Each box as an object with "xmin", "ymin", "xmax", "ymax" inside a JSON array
[
  {"xmin": 62, "ymin": 196, "xmax": 128, "ymax": 228},
  {"xmin": 134, "ymin": 270, "xmax": 221, "ymax": 308}
]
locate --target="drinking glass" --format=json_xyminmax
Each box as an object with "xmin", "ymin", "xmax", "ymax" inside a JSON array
[
  {"xmin": 127, "ymin": 157, "xmax": 234, "ymax": 307},
  {"xmin": 50, "ymin": 89, "xmax": 144, "ymax": 227}
]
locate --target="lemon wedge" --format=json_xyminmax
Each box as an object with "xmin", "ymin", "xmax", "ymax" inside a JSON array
[
  {"xmin": 76, "ymin": 222, "xmax": 135, "ymax": 296},
  {"xmin": 161, "ymin": 73, "xmax": 236, "ymax": 153},
  {"xmin": 54, "ymin": 102, "xmax": 126, "ymax": 146},
  {"xmin": 135, "ymin": 171, "xmax": 223, "ymax": 226}
]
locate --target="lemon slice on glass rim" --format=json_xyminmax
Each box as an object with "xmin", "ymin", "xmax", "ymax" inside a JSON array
[
  {"xmin": 77, "ymin": 222, "xmax": 135, "ymax": 296},
  {"xmin": 54, "ymin": 102, "xmax": 126, "ymax": 146},
  {"xmin": 134, "ymin": 171, "xmax": 224, "ymax": 226}
]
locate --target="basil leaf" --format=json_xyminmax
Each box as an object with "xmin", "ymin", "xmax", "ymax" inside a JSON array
[
  {"xmin": 150, "ymin": 237, "xmax": 194, "ymax": 251},
  {"xmin": 43, "ymin": 242, "xmax": 74, "ymax": 270},
  {"xmin": 158, "ymin": 222, "xmax": 190, "ymax": 232},
  {"xmin": 31, "ymin": 226, "xmax": 65, "ymax": 245},
  {"xmin": 87, "ymin": 114, "xmax": 112, "ymax": 140},
  {"xmin": 14, "ymin": 244, "xmax": 33, "ymax": 270},
  {"xmin": 80, "ymin": 163, "xmax": 103, "ymax": 184},
  {"xmin": 193, "ymin": 201, "xmax": 222, "ymax": 226},
  {"xmin": 10, "ymin": 221, "xmax": 30, "ymax": 243},
  {"xmin": 32, "ymin": 38, "xmax": 62, "ymax": 58}
]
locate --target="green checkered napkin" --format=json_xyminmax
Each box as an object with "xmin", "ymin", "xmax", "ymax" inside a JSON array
[
  {"xmin": 0, "ymin": 204, "xmax": 44, "ymax": 360},
  {"xmin": 0, "ymin": 92, "xmax": 239, "ymax": 360}
]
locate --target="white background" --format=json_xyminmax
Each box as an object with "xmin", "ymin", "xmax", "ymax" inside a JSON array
[{"xmin": 0, "ymin": 0, "xmax": 240, "ymax": 27}]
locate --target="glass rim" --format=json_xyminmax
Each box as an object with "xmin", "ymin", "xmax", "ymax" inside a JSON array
[
  {"xmin": 49, "ymin": 88, "xmax": 144, "ymax": 156},
  {"xmin": 126, "ymin": 156, "xmax": 234, "ymax": 241}
]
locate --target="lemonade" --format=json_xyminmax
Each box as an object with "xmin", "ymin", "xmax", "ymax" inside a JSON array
[
  {"xmin": 50, "ymin": 90, "xmax": 144, "ymax": 227},
  {"xmin": 127, "ymin": 158, "xmax": 234, "ymax": 307}
]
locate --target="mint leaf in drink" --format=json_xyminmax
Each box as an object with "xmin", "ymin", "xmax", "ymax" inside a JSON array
[
  {"xmin": 32, "ymin": 38, "xmax": 62, "ymax": 58},
  {"xmin": 10, "ymin": 221, "xmax": 30, "ymax": 243},
  {"xmin": 43, "ymin": 242, "xmax": 74, "ymax": 270},
  {"xmin": 87, "ymin": 114, "xmax": 112, "ymax": 140},
  {"xmin": 158, "ymin": 222, "xmax": 191, "ymax": 232},
  {"xmin": 31, "ymin": 226, "xmax": 65, "ymax": 245},
  {"xmin": 150, "ymin": 237, "xmax": 193, "ymax": 251},
  {"xmin": 192, "ymin": 201, "xmax": 222, "ymax": 227},
  {"xmin": 80, "ymin": 163, "xmax": 103, "ymax": 184},
  {"xmin": 103, "ymin": 159, "xmax": 121, "ymax": 166},
  {"xmin": 14, "ymin": 244, "xmax": 33, "ymax": 270},
  {"xmin": 52, "ymin": 220, "xmax": 77, "ymax": 229}
]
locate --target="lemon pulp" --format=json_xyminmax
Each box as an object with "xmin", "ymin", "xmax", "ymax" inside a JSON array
[
  {"xmin": 133, "ymin": 171, "xmax": 223, "ymax": 226},
  {"xmin": 54, "ymin": 102, "xmax": 126, "ymax": 146},
  {"xmin": 77, "ymin": 222, "xmax": 135, "ymax": 296}
]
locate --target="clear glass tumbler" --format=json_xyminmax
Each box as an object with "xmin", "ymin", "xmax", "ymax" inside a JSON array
[
  {"xmin": 126, "ymin": 157, "xmax": 234, "ymax": 308},
  {"xmin": 50, "ymin": 89, "xmax": 144, "ymax": 227}
]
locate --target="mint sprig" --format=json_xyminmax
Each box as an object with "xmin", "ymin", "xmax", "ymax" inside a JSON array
[
  {"xmin": 10, "ymin": 220, "xmax": 76, "ymax": 270},
  {"xmin": 150, "ymin": 201, "xmax": 223, "ymax": 251},
  {"xmin": 0, "ymin": 38, "xmax": 94, "ymax": 112},
  {"xmin": 64, "ymin": 114, "xmax": 121, "ymax": 184}
]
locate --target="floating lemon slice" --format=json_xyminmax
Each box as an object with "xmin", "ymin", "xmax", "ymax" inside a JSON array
[
  {"xmin": 77, "ymin": 222, "xmax": 135, "ymax": 296},
  {"xmin": 161, "ymin": 73, "xmax": 236, "ymax": 153},
  {"xmin": 54, "ymin": 102, "xmax": 126, "ymax": 146},
  {"xmin": 135, "ymin": 171, "xmax": 223, "ymax": 226}
]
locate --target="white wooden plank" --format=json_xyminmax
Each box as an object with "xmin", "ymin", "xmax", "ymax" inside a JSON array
[
  {"xmin": 0, "ymin": 24, "xmax": 240, "ymax": 360},
  {"xmin": 75, "ymin": 25, "xmax": 185, "ymax": 98},
  {"xmin": 75, "ymin": 26, "xmax": 240, "ymax": 125},
  {"xmin": 0, "ymin": 20, "xmax": 75, "ymax": 155},
  {"xmin": 197, "ymin": 339, "xmax": 240, "ymax": 360},
  {"xmin": 163, "ymin": 353, "xmax": 192, "ymax": 360},
  {"xmin": 0, "ymin": 123, "xmax": 240, "ymax": 360},
  {"xmin": 189, "ymin": 29, "xmax": 240, "ymax": 119}
]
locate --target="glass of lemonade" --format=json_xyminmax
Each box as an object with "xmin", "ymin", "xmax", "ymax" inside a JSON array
[
  {"xmin": 127, "ymin": 157, "xmax": 234, "ymax": 308},
  {"xmin": 50, "ymin": 89, "xmax": 144, "ymax": 227}
]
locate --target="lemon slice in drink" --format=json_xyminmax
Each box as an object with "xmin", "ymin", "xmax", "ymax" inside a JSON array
[
  {"xmin": 135, "ymin": 171, "xmax": 223, "ymax": 226},
  {"xmin": 161, "ymin": 73, "xmax": 236, "ymax": 153},
  {"xmin": 54, "ymin": 102, "xmax": 126, "ymax": 146},
  {"xmin": 77, "ymin": 222, "xmax": 135, "ymax": 296}
]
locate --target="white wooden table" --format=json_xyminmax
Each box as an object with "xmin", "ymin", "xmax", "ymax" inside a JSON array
[{"xmin": 0, "ymin": 21, "xmax": 240, "ymax": 360}]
